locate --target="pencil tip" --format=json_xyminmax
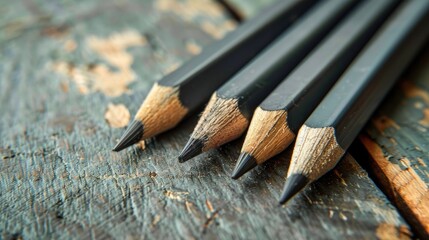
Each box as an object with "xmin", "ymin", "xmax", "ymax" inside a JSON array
[
  {"xmin": 178, "ymin": 138, "xmax": 204, "ymax": 162},
  {"xmin": 231, "ymin": 152, "xmax": 257, "ymax": 179},
  {"xmin": 112, "ymin": 120, "xmax": 144, "ymax": 152},
  {"xmin": 279, "ymin": 174, "xmax": 309, "ymax": 205}
]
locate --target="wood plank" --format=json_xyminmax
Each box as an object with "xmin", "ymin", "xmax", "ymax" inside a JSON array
[
  {"xmin": 360, "ymin": 44, "xmax": 429, "ymax": 238},
  {"xmin": 0, "ymin": 0, "xmax": 411, "ymax": 238},
  {"xmin": 223, "ymin": 0, "xmax": 275, "ymax": 19}
]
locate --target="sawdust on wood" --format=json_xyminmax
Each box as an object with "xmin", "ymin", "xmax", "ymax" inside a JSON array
[
  {"xmin": 136, "ymin": 140, "xmax": 146, "ymax": 150},
  {"xmin": 164, "ymin": 190, "xmax": 189, "ymax": 201}
]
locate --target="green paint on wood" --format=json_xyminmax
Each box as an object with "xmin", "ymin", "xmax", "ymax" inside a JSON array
[
  {"xmin": 362, "ymin": 44, "xmax": 429, "ymax": 238},
  {"xmin": 0, "ymin": 0, "xmax": 411, "ymax": 239}
]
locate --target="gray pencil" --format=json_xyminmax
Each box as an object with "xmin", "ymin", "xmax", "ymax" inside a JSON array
[
  {"xmin": 232, "ymin": 0, "xmax": 400, "ymax": 179},
  {"xmin": 280, "ymin": 0, "xmax": 429, "ymax": 204},
  {"xmin": 178, "ymin": 0, "xmax": 358, "ymax": 162},
  {"xmin": 112, "ymin": 0, "xmax": 318, "ymax": 152}
]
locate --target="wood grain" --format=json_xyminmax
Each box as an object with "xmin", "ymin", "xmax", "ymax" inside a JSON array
[
  {"xmin": 0, "ymin": 0, "xmax": 411, "ymax": 238},
  {"xmin": 360, "ymin": 45, "xmax": 429, "ymax": 238}
]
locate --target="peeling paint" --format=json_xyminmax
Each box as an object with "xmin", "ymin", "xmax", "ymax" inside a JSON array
[
  {"xmin": 63, "ymin": 39, "xmax": 77, "ymax": 53},
  {"xmin": 155, "ymin": 0, "xmax": 236, "ymax": 39},
  {"xmin": 418, "ymin": 108, "xmax": 429, "ymax": 127},
  {"xmin": 376, "ymin": 223, "xmax": 411, "ymax": 240},
  {"xmin": 402, "ymin": 81, "xmax": 429, "ymax": 105},
  {"xmin": 186, "ymin": 41, "xmax": 202, "ymax": 55},
  {"xmin": 372, "ymin": 115, "xmax": 401, "ymax": 132},
  {"xmin": 53, "ymin": 30, "xmax": 147, "ymax": 97},
  {"xmin": 104, "ymin": 103, "xmax": 130, "ymax": 128}
]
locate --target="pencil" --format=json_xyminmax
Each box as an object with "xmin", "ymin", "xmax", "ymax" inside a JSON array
[
  {"xmin": 112, "ymin": 0, "xmax": 318, "ymax": 152},
  {"xmin": 231, "ymin": 0, "xmax": 400, "ymax": 179},
  {"xmin": 178, "ymin": 0, "xmax": 359, "ymax": 162},
  {"xmin": 280, "ymin": 0, "xmax": 429, "ymax": 205}
]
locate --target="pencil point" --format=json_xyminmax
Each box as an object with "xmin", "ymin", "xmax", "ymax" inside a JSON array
[
  {"xmin": 112, "ymin": 120, "xmax": 144, "ymax": 152},
  {"xmin": 178, "ymin": 138, "xmax": 204, "ymax": 162},
  {"xmin": 231, "ymin": 152, "xmax": 257, "ymax": 179},
  {"xmin": 279, "ymin": 174, "xmax": 309, "ymax": 205}
]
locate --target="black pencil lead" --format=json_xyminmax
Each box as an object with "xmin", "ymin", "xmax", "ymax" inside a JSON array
[
  {"xmin": 178, "ymin": 138, "xmax": 205, "ymax": 163},
  {"xmin": 231, "ymin": 152, "xmax": 257, "ymax": 179},
  {"xmin": 279, "ymin": 173, "xmax": 309, "ymax": 205},
  {"xmin": 112, "ymin": 120, "xmax": 144, "ymax": 152}
]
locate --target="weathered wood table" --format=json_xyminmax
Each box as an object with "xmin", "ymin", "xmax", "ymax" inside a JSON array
[{"xmin": 0, "ymin": 0, "xmax": 427, "ymax": 239}]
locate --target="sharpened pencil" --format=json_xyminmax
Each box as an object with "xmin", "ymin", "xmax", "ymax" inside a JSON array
[
  {"xmin": 178, "ymin": 0, "xmax": 359, "ymax": 162},
  {"xmin": 232, "ymin": 0, "xmax": 400, "ymax": 179},
  {"xmin": 280, "ymin": 0, "xmax": 429, "ymax": 205},
  {"xmin": 112, "ymin": 0, "xmax": 318, "ymax": 152}
]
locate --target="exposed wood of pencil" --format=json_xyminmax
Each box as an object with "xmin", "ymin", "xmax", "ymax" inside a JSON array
[
  {"xmin": 279, "ymin": 126, "xmax": 345, "ymax": 204},
  {"xmin": 241, "ymin": 108, "xmax": 294, "ymax": 164},
  {"xmin": 178, "ymin": 94, "xmax": 248, "ymax": 162},
  {"xmin": 112, "ymin": 0, "xmax": 317, "ymax": 151},
  {"xmin": 112, "ymin": 84, "xmax": 188, "ymax": 151},
  {"xmin": 134, "ymin": 83, "xmax": 189, "ymax": 139},
  {"xmin": 233, "ymin": 0, "xmax": 399, "ymax": 178},
  {"xmin": 179, "ymin": 0, "xmax": 359, "ymax": 161},
  {"xmin": 191, "ymin": 94, "xmax": 249, "ymax": 149},
  {"xmin": 281, "ymin": 0, "xmax": 429, "ymax": 205},
  {"xmin": 289, "ymin": 126, "xmax": 345, "ymax": 181},
  {"xmin": 360, "ymin": 134, "xmax": 429, "ymax": 237}
]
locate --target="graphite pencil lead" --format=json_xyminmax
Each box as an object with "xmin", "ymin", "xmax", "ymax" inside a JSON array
[
  {"xmin": 184, "ymin": 94, "xmax": 249, "ymax": 159},
  {"xmin": 241, "ymin": 108, "xmax": 294, "ymax": 168},
  {"xmin": 178, "ymin": 137, "xmax": 204, "ymax": 163},
  {"xmin": 281, "ymin": 126, "xmax": 344, "ymax": 203},
  {"xmin": 112, "ymin": 120, "xmax": 144, "ymax": 152},
  {"xmin": 279, "ymin": 173, "xmax": 309, "ymax": 204},
  {"xmin": 231, "ymin": 152, "xmax": 257, "ymax": 179}
]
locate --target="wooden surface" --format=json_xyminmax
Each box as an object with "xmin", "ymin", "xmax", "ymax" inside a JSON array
[
  {"xmin": 221, "ymin": 0, "xmax": 275, "ymax": 19},
  {"xmin": 359, "ymin": 45, "xmax": 429, "ymax": 238},
  {"xmin": 0, "ymin": 0, "xmax": 418, "ymax": 239}
]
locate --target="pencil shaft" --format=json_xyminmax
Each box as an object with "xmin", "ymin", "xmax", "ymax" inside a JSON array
[
  {"xmin": 113, "ymin": 0, "xmax": 317, "ymax": 151},
  {"xmin": 179, "ymin": 0, "xmax": 359, "ymax": 162},
  {"xmin": 261, "ymin": 0, "xmax": 400, "ymax": 132},
  {"xmin": 306, "ymin": 0, "xmax": 429, "ymax": 149},
  {"xmin": 159, "ymin": 0, "xmax": 318, "ymax": 110},
  {"xmin": 235, "ymin": 0, "xmax": 399, "ymax": 174},
  {"xmin": 281, "ymin": 0, "xmax": 429, "ymax": 204},
  {"xmin": 217, "ymin": 0, "xmax": 358, "ymax": 117}
]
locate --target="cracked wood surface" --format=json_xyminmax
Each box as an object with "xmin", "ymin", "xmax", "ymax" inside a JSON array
[
  {"xmin": 0, "ymin": 0, "xmax": 411, "ymax": 239},
  {"xmin": 359, "ymin": 45, "xmax": 429, "ymax": 238}
]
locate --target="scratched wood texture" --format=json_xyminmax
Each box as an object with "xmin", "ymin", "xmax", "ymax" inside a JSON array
[
  {"xmin": 221, "ymin": 0, "xmax": 274, "ymax": 19},
  {"xmin": 0, "ymin": 0, "xmax": 412, "ymax": 239},
  {"xmin": 358, "ymin": 45, "xmax": 429, "ymax": 238}
]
